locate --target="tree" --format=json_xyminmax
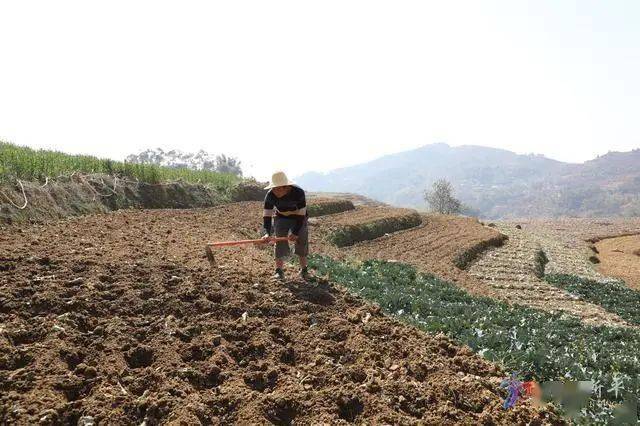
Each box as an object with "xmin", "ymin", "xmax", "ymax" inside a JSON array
[
  {"xmin": 424, "ymin": 179, "xmax": 463, "ymax": 214},
  {"xmin": 214, "ymin": 154, "xmax": 242, "ymax": 176},
  {"xmin": 126, "ymin": 148, "xmax": 242, "ymax": 176}
]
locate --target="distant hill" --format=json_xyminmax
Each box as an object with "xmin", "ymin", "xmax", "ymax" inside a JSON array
[{"xmin": 296, "ymin": 144, "xmax": 640, "ymax": 219}]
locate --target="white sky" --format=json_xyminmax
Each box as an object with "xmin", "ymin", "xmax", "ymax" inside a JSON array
[{"xmin": 1, "ymin": 1, "xmax": 639, "ymax": 180}]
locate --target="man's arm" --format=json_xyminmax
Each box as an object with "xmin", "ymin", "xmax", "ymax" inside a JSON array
[
  {"xmin": 291, "ymin": 189, "xmax": 307, "ymax": 236},
  {"xmin": 263, "ymin": 192, "xmax": 275, "ymax": 236}
]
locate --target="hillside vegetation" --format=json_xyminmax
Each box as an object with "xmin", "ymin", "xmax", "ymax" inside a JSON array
[
  {"xmin": 0, "ymin": 142, "xmax": 239, "ymax": 190},
  {"xmin": 296, "ymin": 143, "xmax": 640, "ymax": 218}
]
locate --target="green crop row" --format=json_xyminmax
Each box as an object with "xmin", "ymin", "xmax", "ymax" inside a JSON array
[
  {"xmin": 545, "ymin": 274, "xmax": 640, "ymax": 326},
  {"xmin": 307, "ymin": 200, "xmax": 355, "ymax": 217},
  {"xmin": 0, "ymin": 141, "xmax": 239, "ymax": 191},
  {"xmin": 309, "ymin": 255, "xmax": 640, "ymax": 424},
  {"xmin": 329, "ymin": 212, "xmax": 422, "ymax": 246}
]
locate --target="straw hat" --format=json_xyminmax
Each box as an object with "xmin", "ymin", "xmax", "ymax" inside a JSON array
[{"xmin": 264, "ymin": 171, "xmax": 296, "ymax": 189}]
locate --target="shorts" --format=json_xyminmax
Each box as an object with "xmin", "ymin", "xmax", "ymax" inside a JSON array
[{"xmin": 274, "ymin": 215, "xmax": 309, "ymax": 259}]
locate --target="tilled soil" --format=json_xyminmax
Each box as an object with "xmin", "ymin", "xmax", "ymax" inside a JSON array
[
  {"xmin": 467, "ymin": 225, "xmax": 629, "ymax": 327},
  {"xmin": 516, "ymin": 218, "xmax": 640, "ymax": 245},
  {"xmin": 0, "ymin": 203, "xmax": 556, "ymax": 425},
  {"xmin": 509, "ymin": 220, "xmax": 628, "ymax": 283},
  {"xmin": 596, "ymin": 235, "xmax": 640, "ymax": 290}
]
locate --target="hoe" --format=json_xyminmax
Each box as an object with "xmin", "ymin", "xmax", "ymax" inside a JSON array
[{"xmin": 205, "ymin": 237, "xmax": 290, "ymax": 267}]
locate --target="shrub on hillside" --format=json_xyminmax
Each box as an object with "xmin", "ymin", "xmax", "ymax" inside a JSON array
[{"xmin": 424, "ymin": 179, "xmax": 463, "ymax": 215}]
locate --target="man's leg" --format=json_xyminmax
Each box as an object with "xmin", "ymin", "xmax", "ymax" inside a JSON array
[
  {"xmin": 294, "ymin": 219, "xmax": 310, "ymax": 279},
  {"xmin": 273, "ymin": 217, "xmax": 292, "ymax": 279}
]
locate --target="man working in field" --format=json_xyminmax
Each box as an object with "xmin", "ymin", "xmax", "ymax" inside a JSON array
[{"xmin": 261, "ymin": 171, "xmax": 310, "ymax": 280}]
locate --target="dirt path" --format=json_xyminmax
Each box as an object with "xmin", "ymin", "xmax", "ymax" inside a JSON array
[
  {"xmin": 596, "ymin": 235, "xmax": 640, "ymax": 290},
  {"xmin": 0, "ymin": 204, "xmax": 554, "ymax": 425},
  {"xmin": 467, "ymin": 225, "xmax": 630, "ymax": 327}
]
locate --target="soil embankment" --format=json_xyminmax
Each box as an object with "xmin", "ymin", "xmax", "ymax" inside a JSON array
[{"xmin": 0, "ymin": 176, "xmax": 265, "ymax": 225}]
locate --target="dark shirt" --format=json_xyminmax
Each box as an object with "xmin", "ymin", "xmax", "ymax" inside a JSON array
[{"xmin": 262, "ymin": 186, "xmax": 307, "ymax": 235}]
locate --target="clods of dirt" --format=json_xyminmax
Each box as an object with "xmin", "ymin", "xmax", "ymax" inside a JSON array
[{"xmin": 0, "ymin": 204, "xmax": 559, "ymax": 424}]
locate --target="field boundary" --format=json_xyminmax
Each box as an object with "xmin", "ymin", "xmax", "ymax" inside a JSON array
[
  {"xmin": 453, "ymin": 233, "xmax": 508, "ymax": 269},
  {"xmin": 0, "ymin": 174, "xmax": 259, "ymax": 224},
  {"xmin": 545, "ymin": 274, "xmax": 640, "ymax": 326},
  {"xmin": 307, "ymin": 199, "xmax": 355, "ymax": 217},
  {"xmin": 585, "ymin": 231, "xmax": 640, "ymax": 244},
  {"xmin": 329, "ymin": 212, "xmax": 422, "ymax": 247}
]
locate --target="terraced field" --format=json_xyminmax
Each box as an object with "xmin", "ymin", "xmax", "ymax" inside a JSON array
[
  {"xmin": 467, "ymin": 224, "xmax": 629, "ymax": 327},
  {"xmin": 3, "ymin": 189, "xmax": 639, "ymax": 424},
  {"xmin": 312, "ymin": 206, "xmax": 422, "ymax": 247},
  {"xmin": 515, "ymin": 218, "xmax": 640, "ymax": 282},
  {"xmin": 1, "ymin": 201, "xmax": 554, "ymax": 425},
  {"xmin": 307, "ymin": 192, "xmax": 385, "ymax": 207},
  {"xmin": 306, "ymin": 197, "xmax": 355, "ymax": 217},
  {"xmin": 517, "ymin": 217, "xmax": 640, "ymax": 243},
  {"xmin": 316, "ymin": 214, "xmax": 506, "ymax": 297}
]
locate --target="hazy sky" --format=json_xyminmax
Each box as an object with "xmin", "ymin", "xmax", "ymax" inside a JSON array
[{"xmin": 1, "ymin": 1, "xmax": 639, "ymax": 180}]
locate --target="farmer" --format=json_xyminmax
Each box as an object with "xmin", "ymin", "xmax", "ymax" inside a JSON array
[{"xmin": 261, "ymin": 171, "xmax": 309, "ymax": 280}]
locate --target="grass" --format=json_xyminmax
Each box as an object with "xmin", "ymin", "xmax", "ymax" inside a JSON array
[
  {"xmin": 0, "ymin": 141, "xmax": 240, "ymax": 191},
  {"xmin": 309, "ymin": 255, "xmax": 640, "ymax": 424},
  {"xmin": 545, "ymin": 274, "xmax": 640, "ymax": 326}
]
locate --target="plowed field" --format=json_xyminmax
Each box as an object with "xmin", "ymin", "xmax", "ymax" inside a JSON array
[
  {"xmin": 0, "ymin": 204, "xmax": 553, "ymax": 425},
  {"xmin": 509, "ymin": 219, "xmax": 638, "ymax": 283},
  {"xmin": 467, "ymin": 225, "xmax": 629, "ymax": 327},
  {"xmin": 596, "ymin": 235, "xmax": 640, "ymax": 290},
  {"xmin": 516, "ymin": 218, "xmax": 640, "ymax": 243}
]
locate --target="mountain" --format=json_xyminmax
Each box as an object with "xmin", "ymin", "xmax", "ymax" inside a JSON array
[{"xmin": 296, "ymin": 144, "xmax": 640, "ymax": 218}]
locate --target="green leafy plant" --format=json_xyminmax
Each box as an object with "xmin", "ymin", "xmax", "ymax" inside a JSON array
[
  {"xmin": 545, "ymin": 274, "xmax": 640, "ymax": 326},
  {"xmin": 309, "ymin": 255, "xmax": 640, "ymax": 423}
]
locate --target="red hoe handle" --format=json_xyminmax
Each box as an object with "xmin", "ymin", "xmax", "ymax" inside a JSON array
[
  {"xmin": 205, "ymin": 237, "xmax": 290, "ymax": 266},
  {"xmin": 208, "ymin": 237, "xmax": 289, "ymax": 247}
]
